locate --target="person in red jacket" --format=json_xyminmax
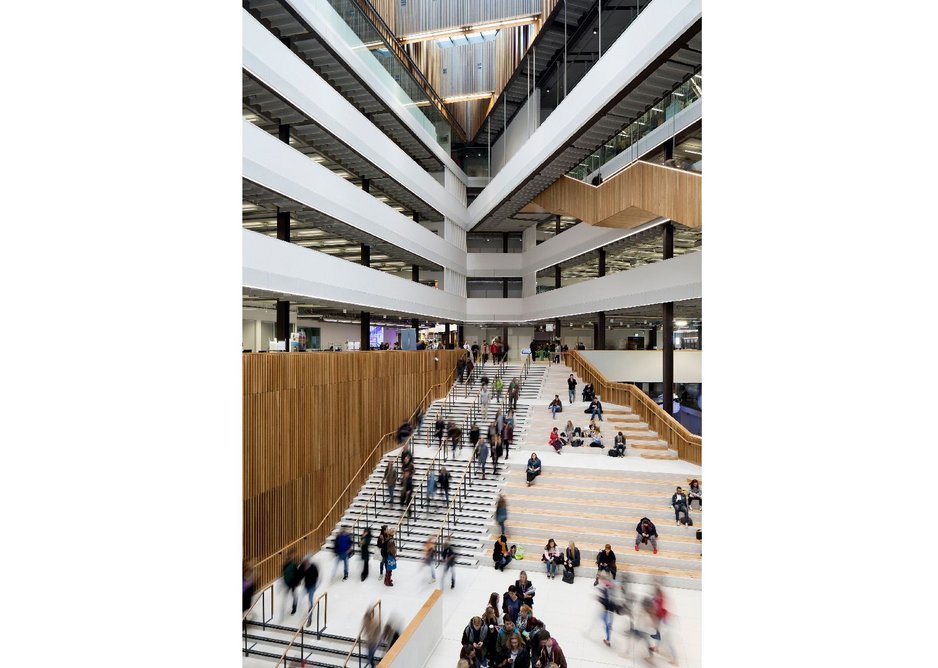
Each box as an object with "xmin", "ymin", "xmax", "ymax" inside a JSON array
[{"xmin": 651, "ymin": 584, "xmax": 678, "ymax": 664}]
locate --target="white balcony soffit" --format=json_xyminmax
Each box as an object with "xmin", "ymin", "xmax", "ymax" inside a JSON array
[
  {"xmin": 243, "ymin": 120, "xmax": 467, "ymax": 273},
  {"xmin": 469, "ymin": 0, "xmax": 702, "ymax": 226},
  {"xmin": 243, "ymin": 11, "xmax": 469, "ymax": 228}
]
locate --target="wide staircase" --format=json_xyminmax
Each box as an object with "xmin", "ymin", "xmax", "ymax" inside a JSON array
[
  {"xmin": 242, "ymin": 615, "xmax": 384, "ymax": 667},
  {"xmin": 324, "ymin": 397, "xmax": 532, "ymax": 567},
  {"xmin": 532, "ymin": 362, "xmax": 678, "ymax": 459},
  {"xmin": 448, "ymin": 358, "xmax": 547, "ymax": 402}
]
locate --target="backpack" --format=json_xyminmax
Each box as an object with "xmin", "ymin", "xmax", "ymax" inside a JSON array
[
  {"xmin": 680, "ymin": 515, "xmax": 693, "ymax": 527},
  {"xmin": 607, "ymin": 448, "xmax": 620, "ymax": 457}
]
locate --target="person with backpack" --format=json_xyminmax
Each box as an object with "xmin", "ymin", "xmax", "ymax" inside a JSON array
[
  {"xmin": 434, "ymin": 416, "xmax": 446, "ymax": 449},
  {"xmin": 461, "ymin": 616, "xmax": 489, "ymax": 657},
  {"xmin": 635, "ymin": 517, "xmax": 658, "ymax": 554},
  {"xmin": 281, "ymin": 550, "xmax": 303, "ymax": 617},
  {"xmin": 331, "ymin": 527, "xmax": 352, "ymax": 581},
  {"xmin": 567, "ymin": 374, "xmax": 577, "ymax": 404},
  {"xmin": 671, "ymin": 486, "xmax": 690, "ymax": 525},
  {"xmin": 423, "ymin": 535, "xmax": 438, "ymax": 584},
  {"xmin": 493, "ymin": 535, "xmax": 511, "ymax": 571},
  {"xmin": 302, "ymin": 554, "xmax": 319, "ymax": 626},
  {"xmin": 613, "ymin": 431, "xmax": 626, "ymax": 456},
  {"xmin": 359, "ymin": 528, "xmax": 372, "ymax": 581}
]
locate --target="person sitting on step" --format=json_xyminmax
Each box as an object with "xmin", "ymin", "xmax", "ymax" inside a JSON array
[
  {"xmin": 671, "ymin": 486, "xmax": 690, "ymax": 525},
  {"xmin": 688, "ymin": 478, "xmax": 702, "ymax": 510},
  {"xmin": 548, "ymin": 427, "xmax": 564, "ymax": 454},
  {"xmin": 585, "ymin": 396, "xmax": 604, "ymax": 421},
  {"xmin": 588, "ymin": 423, "xmax": 604, "ymax": 448},
  {"xmin": 595, "ymin": 544, "xmax": 617, "ymax": 584},
  {"xmin": 564, "ymin": 541, "xmax": 581, "ymax": 578},
  {"xmin": 613, "ymin": 431, "xmax": 626, "ymax": 456},
  {"xmin": 548, "ymin": 395, "xmax": 563, "ymax": 419},
  {"xmin": 582, "ymin": 383, "xmax": 595, "ymax": 402},
  {"xmin": 525, "ymin": 453, "xmax": 542, "ymax": 487},
  {"xmin": 493, "ymin": 535, "xmax": 512, "ymax": 571},
  {"xmin": 635, "ymin": 517, "xmax": 658, "ymax": 554}
]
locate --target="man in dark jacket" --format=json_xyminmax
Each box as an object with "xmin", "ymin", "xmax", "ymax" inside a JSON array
[
  {"xmin": 282, "ymin": 550, "xmax": 304, "ymax": 616},
  {"xmin": 461, "ymin": 616, "xmax": 488, "ymax": 651},
  {"xmin": 302, "ymin": 556, "xmax": 319, "ymax": 625},
  {"xmin": 332, "ymin": 528, "xmax": 352, "ymax": 581},
  {"xmin": 502, "ymin": 585, "xmax": 522, "ymax": 622},
  {"xmin": 595, "ymin": 544, "xmax": 617, "ymax": 585},
  {"xmin": 360, "ymin": 528, "xmax": 372, "ymax": 581},
  {"xmin": 635, "ymin": 517, "xmax": 658, "ymax": 554},
  {"xmin": 440, "ymin": 541, "xmax": 456, "ymax": 589},
  {"xmin": 567, "ymin": 374, "xmax": 577, "ymax": 404},
  {"xmin": 671, "ymin": 486, "xmax": 690, "ymax": 525}
]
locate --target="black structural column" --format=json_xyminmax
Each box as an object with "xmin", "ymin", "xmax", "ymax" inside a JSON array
[
  {"xmin": 554, "ymin": 265, "xmax": 562, "ymax": 289},
  {"xmin": 361, "ymin": 178, "xmax": 370, "ymax": 194},
  {"xmin": 360, "ymin": 243, "xmax": 370, "ymax": 267},
  {"xmin": 502, "ymin": 326, "xmax": 509, "ymax": 356},
  {"xmin": 412, "ymin": 212, "xmax": 420, "ymax": 224},
  {"xmin": 502, "ymin": 279, "xmax": 509, "ymax": 298},
  {"xmin": 664, "ymin": 141, "xmax": 674, "ymax": 161},
  {"xmin": 555, "ymin": 215, "xmax": 562, "ymax": 237},
  {"xmin": 647, "ymin": 326, "xmax": 658, "ymax": 350},
  {"xmin": 594, "ymin": 312, "xmax": 607, "ymax": 350},
  {"xmin": 411, "ymin": 318, "xmax": 419, "ymax": 330},
  {"xmin": 360, "ymin": 311, "xmax": 371, "ymax": 351},
  {"xmin": 275, "ymin": 124, "xmax": 292, "ymax": 345},
  {"xmin": 598, "ymin": 247, "xmax": 606, "ymax": 277},
  {"xmin": 502, "ymin": 233, "xmax": 510, "ymax": 253},
  {"xmin": 457, "ymin": 325, "xmax": 465, "ymax": 348},
  {"xmin": 276, "ymin": 209, "xmax": 290, "ymax": 242},
  {"xmin": 661, "ymin": 221, "xmax": 675, "ymax": 412},
  {"xmin": 412, "ymin": 264, "xmax": 420, "ymax": 283},
  {"xmin": 554, "ymin": 318, "xmax": 562, "ymax": 341},
  {"xmin": 444, "ymin": 323, "xmax": 451, "ymax": 346},
  {"xmin": 275, "ymin": 300, "xmax": 290, "ymax": 347}
]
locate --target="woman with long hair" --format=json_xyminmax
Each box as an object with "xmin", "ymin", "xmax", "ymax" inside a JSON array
[{"xmin": 542, "ymin": 539, "xmax": 560, "ymax": 580}]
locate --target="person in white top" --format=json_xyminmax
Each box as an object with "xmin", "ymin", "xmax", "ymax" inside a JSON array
[
  {"xmin": 542, "ymin": 538, "xmax": 561, "ymax": 580},
  {"xmin": 479, "ymin": 386, "xmax": 491, "ymax": 422}
]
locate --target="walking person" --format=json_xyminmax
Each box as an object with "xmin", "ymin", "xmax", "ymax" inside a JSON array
[
  {"xmin": 376, "ymin": 525, "xmax": 389, "ymax": 579},
  {"xmin": 508, "ymin": 378, "xmax": 520, "ymax": 412},
  {"xmin": 651, "ymin": 584, "xmax": 679, "ymax": 664},
  {"xmin": 495, "ymin": 493, "xmax": 508, "ymax": 537},
  {"xmin": 491, "ymin": 435, "xmax": 502, "ymax": 475},
  {"xmin": 242, "ymin": 560, "xmax": 256, "ymax": 619},
  {"xmin": 302, "ymin": 554, "xmax": 319, "ymax": 627},
  {"xmin": 424, "ymin": 467, "xmax": 437, "ymax": 509},
  {"xmin": 494, "ymin": 375, "xmax": 504, "ymax": 403},
  {"xmin": 470, "ymin": 423, "xmax": 481, "ymax": 450},
  {"xmin": 480, "ymin": 386, "xmax": 492, "ymax": 422},
  {"xmin": 438, "ymin": 466, "xmax": 451, "ymax": 505},
  {"xmin": 448, "ymin": 422, "xmax": 463, "ymax": 457},
  {"xmin": 382, "ymin": 459, "xmax": 397, "ymax": 506},
  {"xmin": 434, "ymin": 416, "xmax": 446, "ymax": 449},
  {"xmin": 542, "ymin": 539, "xmax": 560, "ymax": 579},
  {"xmin": 400, "ymin": 468, "xmax": 415, "ymax": 518},
  {"xmin": 567, "ymin": 374, "xmax": 577, "ymax": 404},
  {"xmin": 359, "ymin": 528, "xmax": 372, "ymax": 581},
  {"xmin": 440, "ymin": 541, "xmax": 456, "ymax": 589},
  {"xmin": 596, "ymin": 571, "xmax": 616, "ymax": 646},
  {"xmin": 477, "ymin": 438, "xmax": 490, "ymax": 480},
  {"xmin": 548, "ymin": 395, "xmax": 563, "ymax": 419},
  {"xmin": 281, "ymin": 549, "xmax": 303, "ymax": 617},
  {"xmin": 362, "ymin": 607, "xmax": 382, "ymax": 668},
  {"xmin": 383, "ymin": 529, "xmax": 397, "ymax": 586},
  {"xmin": 423, "ymin": 536, "xmax": 438, "ymax": 584},
  {"xmin": 331, "ymin": 527, "xmax": 352, "ymax": 581}
]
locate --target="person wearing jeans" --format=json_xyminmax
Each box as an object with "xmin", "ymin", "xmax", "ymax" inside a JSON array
[
  {"xmin": 549, "ymin": 395, "xmax": 563, "ymax": 419},
  {"xmin": 567, "ymin": 374, "xmax": 577, "ymax": 404},
  {"xmin": 590, "ymin": 397, "xmax": 604, "ymax": 421},
  {"xmin": 671, "ymin": 486, "xmax": 690, "ymax": 525},
  {"xmin": 543, "ymin": 539, "xmax": 560, "ymax": 579}
]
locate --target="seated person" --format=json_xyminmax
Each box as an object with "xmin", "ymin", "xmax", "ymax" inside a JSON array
[
  {"xmin": 525, "ymin": 453, "xmax": 542, "ymax": 487},
  {"xmin": 595, "ymin": 544, "xmax": 617, "ymax": 584},
  {"xmin": 581, "ymin": 383, "xmax": 595, "ymax": 402},
  {"xmin": 688, "ymin": 479, "xmax": 702, "ymax": 510},
  {"xmin": 634, "ymin": 517, "xmax": 658, "ymax": 554},
  {"xmin": 493, "ymin": 535, "xmax": 512, "ymax": 571},
  {"xmin": 563, "ymin": 420, "xmax": 575, "ymax": 438},
  {"xmin": 548, "ymin": 428, "xmax": 564, "ymax": 454},
  {"xmin": 613, "ymin": 431, "xmax": 626, "ymax": 455},
  {"xmin": 671, "ymin": 486, "xmax": 690, "ymax": 525},
  {"xmin": 588, "ymin": 425, "xmax": 604, "ymax": 448},
  {"xmin": 548, "ymin": 395, "xmax": 563, "ymax": 419},
  {"xmin": 584, "ymin": 397, "xmax": 604, "ymax": 421},
  {"xmin": 564, "ymin": 541, "xmax": 581, "ymax": 577}
]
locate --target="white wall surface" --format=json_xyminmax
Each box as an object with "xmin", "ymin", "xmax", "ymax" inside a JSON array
[
  {"xmin": 243, "ymin": 120, "xmax": 467, "ymax": 273},
  {"xmin": 579, "ymin": 350, "xmax": 701, "ymax": 383},
  {"xmin": 243, "ymin": 10, "xmax": 469, "ymax": 227},
  {"xmin": 490, "ymin": 89, "xmax": 541, "ymax": 176},
  {"xmin": 469, "ymin": 0, "xmax": 702, "ymax": 225},
  {"xmin": 380, "ymin": 591, "xmax": 442, "ymax": 668}
]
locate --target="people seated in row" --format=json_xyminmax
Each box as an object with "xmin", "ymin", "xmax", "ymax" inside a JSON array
[
  {"xmin": 671, "ymin": 486, "xmax": 690, "ymax": 525},
  {"xmin": 635, "ymin": 517, "xmax": 658, "ymax": 554},
  {"xmin": 688, "ymin": 478, "xmax": 702, "ymax": 510},
  {"xmin": 595, "ymin": 544, "xmax": 617, "ymax": 585},
  {"xmin": 548, "ymin": 394, "xmax": 563, "ymax": 419},
  {"xmin": 525, "ymin": 453, "xmax": 542, "ymax": 486}
]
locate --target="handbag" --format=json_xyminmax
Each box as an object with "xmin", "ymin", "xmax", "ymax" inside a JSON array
[
  {"xmin": 386, "ymin": 555, "xmax": 397, "ymax": 571},
  {"xmin": 553, "ymin": 554, "xmax": 565, "ymax": 565},
  {"xmin": 562, "ymin": 570, "xmax": 574, "ymax": 584},
  {"xmin": 514, "ymin": 545, "xmax": 525, "ymax": 560}
]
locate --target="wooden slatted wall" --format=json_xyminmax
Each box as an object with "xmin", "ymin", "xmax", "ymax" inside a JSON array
[{"xmin": 243, "ymin": 350, "xmax": 461, "ymax": 585}]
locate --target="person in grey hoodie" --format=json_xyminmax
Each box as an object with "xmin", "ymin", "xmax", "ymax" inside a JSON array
[{"xmin": 477, "ymin": 438, "xmax": 490, "ymax": 480}]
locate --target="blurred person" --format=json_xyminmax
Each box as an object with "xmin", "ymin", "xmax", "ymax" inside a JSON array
[
  {"xmin": 492, "ymin": 434, "xmax": 503, "ymax": 475},
  {"xmin": 423, "ymin": 535, "xmax": 438, "ymax": 584},
  {"xmin": 482, "ymin": 607, "xmax": 501, "ymax": 665},
  {"xmin": 534, "ymin": 630, "xmax": 567, "ymax": 668},
  {"xmin": 359, "ymin": 527, "xmax": 372, "ymax": 581},
  {"xmin": 542, "ymin": 539, "xmax": 560, "ymax": 579},
  {"xmin": 376, "ymin": 525, "xmax": 389, "ymax": 579},
  {"xmin": 302, "ymin": 554, "xmax": 319, "ymax": 626},
  {"xmin": 495, "ymin": 493, "xmax": 508, "ymax": 536},
  {"xmin": 242, "ymin": 560, "xmax": 256, "ymax": 617},
  {"xmin": 671, "ymin": 486, "xmax": 690, "ymax": 525},
  {"xmin": 501, "ymin": 419, "xmax": 513, "ymax": 460},
  {"xmin": 651, "ymin": 584, "xmax": 678, "ymax": 664},
  {"xmin": 514, "ymin": 570, "xmax": 536, "ymax": 607},
  {"xmin": 457, "ymin": 661, "xmax": 470, "ymax": 668},
  {"xmin": 508, "ymin": 378, "xmax": 520, "ymax": 412},
  {"xmin": 383, "ymin": 528, "xmax": 397, "ymax": 586},
  {"xmin": 332, "ymin": 527, "xmax": 352, "ymax": 581},
  {"xmin": 525, "ymin": 453, "xmax": 542, "ymax": 487},
  {"xmin": 449, "ymin": 422, "xmax": 463, "ymax": 457},
  {"xmin": 496, "ymin": 408, "xmax": 505, "ymax": 434},
  {"xmin": 382, "ymin": 458, "xmax": 397, "ymax": 506},
  {"xmin": 635, "ymin": 517, "xmax": 659, "ymax": 554},
  {"xmin": 493, "ymin": 534, "xmax": 511, "ymax": 571},
  {"xmin": 480, "ymin": 385, "xmax": 492, "ymax": 422},
  {"xmin": 688, "ymin": 479, "xmax": 702, "ymax": 510},
  {"xmin": 439, "ymin": 465, "xmax": 451, "ymax": 505},
  {"xmin": 400, "ymin": 447, "xmax": 414, "ymax": 476},
  {"xmin": 424, "ymin": 466, "xmax": 438, "ymax": 508},
  {"xmin": 477, "ymin": 437, "xmax": 490, "ymax": 480},
  {"xmin": 595, "ymin": 571, "xmax": 616, "ymax": 646},
  {"xmin": 435, "ymin": 416, "xmax": 446, "ymax": 448},
  {"xmin": 396, "ymin": 419, "xmax": 413, "ymax": 445},
  {"xmin": 567, "ymin": 374, "xmax": 577, "ymax": 404},
  {"xmin": 440, "ymin": 541, "xmax": 456, "ymax": 590},
  {"xmin": 470, "ymin": 423, "xmax": 481, "ymax": 450},
  {"xmin": 363, "ymin": 607, "xmax": 382, "ymax": 668},
  {"xmin": 281, "ymin": 549, "xmax": 304, "ymax": 617},
  {"xmin": 400, "ymin": 468, "xmax": 415, "ymax": 517},
  {"xmin": 503, "ymin": 585, "xmax": 522, "ymax": 622},
  {"xmin": 595, "ymin": 544, "xmax": 617, "ymax": 584},
  {"xmin": 548, "ymin": 395, "xmax": 563, "ymax": 419},
  {"xmin": 495, "ymin": 375, "xmax": 505, "ymax": 402}
]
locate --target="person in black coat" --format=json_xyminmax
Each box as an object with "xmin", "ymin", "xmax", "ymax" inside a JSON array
[
  {"xmin": 595, "ymin": 544, "xmax": 617, "ymax": 585},
  {"xmin": 514, "ymin": 571, "xmax": 536, "ymax": 607},
  {"xmin": 635, "ymin": 517, "xmax": 658, "ymax": 554},
  {"xmin": 671, "ymin": 486, "xmax": 690, "ymax": 524},
  {"xmin": 376, "ymin": 525, "xmax": 389, "ymax": 578},
  {"xmin": 564, "ymin": 541, "xmax": 581, "ymax": 578},
  {"xmin": 461, "ymin": 616, "xmax": 488, "ymax": 652},
  {"xmin": 302, "ymin": 556, "xmax": 319, "ymax": 624},
  {"xmin": 359, "ymin": 528, "xmax": 372, "ymax": 581}
]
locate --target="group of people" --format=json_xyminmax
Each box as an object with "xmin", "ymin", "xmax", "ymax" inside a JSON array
[
  {"xmin": 670, "ymin": 480, "xmax": 702, "ymax": 525},
  {"xmin": 458, "ymin": 571, "xmax": 568, "ymax": 668},
  {"xmin": 464, "ymin": 336, "xmax": 511, "ymax": 366},
  {"xmin": 547, "ymin": 421, "xmax": 625, "ymax": 456}
]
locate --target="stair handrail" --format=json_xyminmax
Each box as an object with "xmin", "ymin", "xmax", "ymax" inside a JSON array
[
  {"xmin": 270, "ymin": 590, "xmax": 329, "ymax": 667},
  {"xmin": 565, "ymin": 350, "xmax": 702, "ymax": 464},
  {"xmin": 248, "ymin": 366, "xmax": 458, "ymax": 588},
  {"xmin": 342, "ymin": 599, "xmax": 383, "ymax": 668},
  {"xmin": 242, "ymin": 579, "xmax": 275, "ymax": 628},
  {"xmin": 430, "ymin": 444, "xmax": 479, "ymax": 562}
]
